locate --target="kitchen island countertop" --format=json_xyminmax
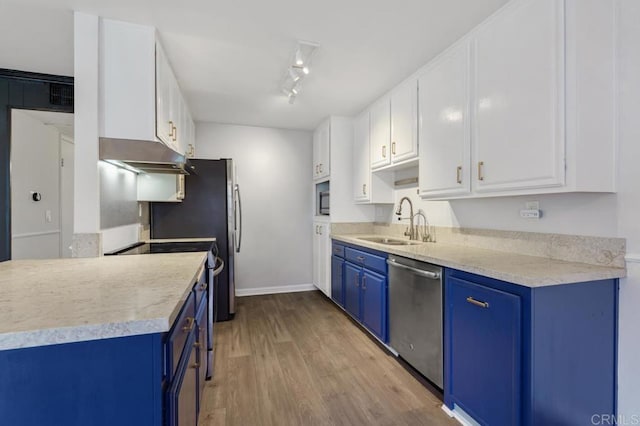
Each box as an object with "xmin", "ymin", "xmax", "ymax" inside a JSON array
[{"xmin": 0, "ymin": 252, "xmax": 208, "ymax": 351}]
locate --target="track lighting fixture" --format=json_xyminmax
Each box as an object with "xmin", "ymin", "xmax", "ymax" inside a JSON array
[{"xmin": 280, "ymin": 40, "xmax": 319, "ymax": 104}]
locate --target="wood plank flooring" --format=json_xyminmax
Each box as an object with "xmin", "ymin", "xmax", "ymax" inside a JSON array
[{"xmin": 199, "ymin": 291, "xmax": 457, "ymax": 426}]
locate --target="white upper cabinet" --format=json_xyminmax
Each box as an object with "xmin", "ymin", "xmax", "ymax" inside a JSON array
[
  {"xmin": 155, "ymin": 42, "xmax": 174, "ymax": 148},
  {"xmin": 354, "ymin": 110, "xmax": 394, "ymax": 204},
  {"xmin": 100, "ymin": 18, "xmax": 196, "ymax": 158},
  {"xmin": 353, "ymin": 110, "xmax": 370, "ymax": 202},
  {"xmin": 370, "ymin": 98, "xmax": 391, "ymax": 169},
  {"xmin": 419, "ymin": 42, "xmax": 471, "ymax": 198},
  {"xmin": 313, "ymin": 119, "xmax": 330, "ymax": 181},
  {"xmin": 390, "ymin": 79, "xmax": 419, "ymax": 163},
  {"xmin": 472, "ymin": 0, "xmax": 564, "ymax": 193},
  {"xmin": 156, "ymin": 42, "xmax": 195, "ymax": 156},
  {"xmin": 415, "ymin": 0, "xmax": 616, "ymax": 200}
]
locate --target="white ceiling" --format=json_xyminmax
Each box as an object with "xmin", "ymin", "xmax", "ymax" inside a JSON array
[{"xmin": 0, "ymin": 0, "xmax": 508, "ymax": 130}]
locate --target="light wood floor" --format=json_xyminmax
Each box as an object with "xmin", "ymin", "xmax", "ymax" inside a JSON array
[{"xmin": 199, "ymin": 291, "xmax": 458, "ymax": 426}]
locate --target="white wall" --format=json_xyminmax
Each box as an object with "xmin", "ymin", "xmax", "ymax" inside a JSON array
[
  {"xmin": 616, "ymin": 0, "xmax": 640, "ymax": 416},
  {"xmin": 196, "ymin": 123, "xmax": 313, "ymax": 293},
  {"xmin": 10, "ymin": 110, "xmax": 62, "ymax": 259}
]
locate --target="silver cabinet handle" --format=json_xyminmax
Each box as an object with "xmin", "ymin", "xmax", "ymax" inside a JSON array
[
  {"xmin": 356, "ymin": 256, "xmax": 365, "ymax": 263},
  {"xmin": 362, "ymin": 184, "xmax": 367, "ymax": 195},
  {"xmin": 362, "ymin": 275, "xmax": 367, "ymax": 290},
  {"xmin": 456, "ymin": 166, "xmax": 462, "ymax": 184},
  {"xmin": 386, "ymin": 259, "xmax": 440, "ymax": 279},
  {"xmin": 319, "ymin": 163, "xmax": 323, "ymax": 173},
  {"xmin": 466, "ymin": 296, "xmax": 489, "ymax": 309},
  {"xmin": 478, "ymin": 161, "xmax": 484, "ymax": 181},
  {"xmin": 319, "ymin": 226, "xmax": 323, "ymax": 235}
]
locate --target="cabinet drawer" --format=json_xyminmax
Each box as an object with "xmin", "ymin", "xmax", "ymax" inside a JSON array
[
  {"xmin": 193, "ymin": 264, "xmax": 208, "ymax": 309},
  {"xmin": 168, "ymin": 328, "xmax": 198, "ymax": 426},
  {"xmin": 166, "ymin": 292, "xmax": 196, "ymax": 381},
  {"xmin": 331, "ymin": 243, "xmax": 345, "ymax": 258},
  {"xmin": 196, "ymin": 298, "xmax": 207, "ymax": 414},
  {"xmin": 345, "ymin": 248, "xmax": 386, "ymax": 274}
]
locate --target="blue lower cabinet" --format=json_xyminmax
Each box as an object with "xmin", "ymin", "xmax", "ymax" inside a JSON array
[
  {"xmin": 447, "ymin": 276, "xmax": 522, "ymax": 426},
  {"xmin": 168, "ymin": 329, "xmax": 198, "ymax": 426},
  {"xmin": 444, "ymin": 268, "xmax": 618, "ymax": 426},
  {"xmin": 361, "ymin": 269, "xmax": 387, "ymax": 342},
  {"xmin": 344, "ymin": 261, "xmax": 361, "ymax": 319},
  {"xmin": 331, "ymin": 254, "xmax": 345, "ymax": 307},
  {"xmin": 331, "ymin": 240, "xmax": 389, "ymax": 344}
]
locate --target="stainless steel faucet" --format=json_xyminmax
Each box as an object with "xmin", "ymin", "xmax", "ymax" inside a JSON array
[{"xmin": 395, "ymin": 197, "xmax": 416, "ymax": 240}]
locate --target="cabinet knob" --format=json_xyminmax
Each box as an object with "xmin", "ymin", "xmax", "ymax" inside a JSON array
[
  {"xmin": 191, "ymin": 362, "xmax": 200, "ymax": 369},
  {"xmin": 182, "ymin": 317, "xmax": 195, "ymax": 333},
  {"xmin": 319, "ymin": 163, "xmax": 323, "ymax": 173},
  {"xmin": 194, "ymin": 342, "xmax": 202, "ymax": 348},
  {"xmin": 478, "ymin": 161, "xmax": 485, "ymax": 181},
  {"xmin": 456, "ymin": 166, "xmax": 463, "ymax": 184},
  {"xmin": 316, "ymin": 164, "xmax": 319, "ymax": 174},
  {"xmin": 200, "ymin": 282, "xmax": 208, "ymax": 291},
  {"xmin": 356, "ymin": 256, "xmax": 365, "ymax": 263}
]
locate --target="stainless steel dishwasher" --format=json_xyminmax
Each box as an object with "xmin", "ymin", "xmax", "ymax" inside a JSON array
[{"xmin": 387, "ymin": 255, "xmax": 443, "ymax": 388}]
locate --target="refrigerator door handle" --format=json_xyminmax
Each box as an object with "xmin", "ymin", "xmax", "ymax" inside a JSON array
[{"xmin": 234, "ymin": 184, "xmax": 242, "ymax": 253}]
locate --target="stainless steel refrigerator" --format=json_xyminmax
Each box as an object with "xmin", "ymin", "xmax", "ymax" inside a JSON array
[{"xmin": 150, "ymin": 158, "xmax": 241, "ymax": 322}]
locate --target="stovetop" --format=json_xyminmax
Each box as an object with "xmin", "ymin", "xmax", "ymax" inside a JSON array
[{"xmin": 105, "ymin": 241, "xmax": 214, "ymax": 255}]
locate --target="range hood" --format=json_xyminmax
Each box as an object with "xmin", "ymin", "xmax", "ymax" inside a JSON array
[{"xmin": 99, "ymin": 137, "xmax": 194, "ymax": 175}]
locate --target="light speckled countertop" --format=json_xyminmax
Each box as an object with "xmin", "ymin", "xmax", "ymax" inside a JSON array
[
  {"xmin": 0, "ymin": 252, "xmax": 208, "ymax": 351},
  {"xmin": 332, "ymin": 234, "xmax": 626, "ymax": 287}
]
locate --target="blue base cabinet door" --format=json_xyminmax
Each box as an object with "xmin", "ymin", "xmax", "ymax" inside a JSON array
[
  {"xmin": 361, "ymin": 269, "xmax": 387, "ymax": 341},
  {"xmin": 331, "ymin": 254, "xmax": 345, "ymax": 307},
  {"xmin": 344, "ymin": 262, "xmax": 361, "ymax": 320},
  {"xmin": 447, "ymin": 276, "xmax": 522, "ymax": 426}
]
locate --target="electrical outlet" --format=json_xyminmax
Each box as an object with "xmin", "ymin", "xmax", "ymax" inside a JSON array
[
  {"xmin": 45, "ymin": 210, "xmax": 52, "ymax": 223},
  {"xmin": 520, "ymin": 209, "xmax": 541, "ymax": 219},
  {"xmin": 525, "ymin": 201, "xmax": 539, "ymax": 210}
]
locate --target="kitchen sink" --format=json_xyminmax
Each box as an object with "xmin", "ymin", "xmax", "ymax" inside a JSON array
[{"xmin": 357, "ymin": 236, "xmax": 421, "ymax": 246}]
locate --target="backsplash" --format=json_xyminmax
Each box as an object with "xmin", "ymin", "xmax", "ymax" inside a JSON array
[{"xmin": 331, "ymin": 222, "xmax": 626, "ymax": 268}]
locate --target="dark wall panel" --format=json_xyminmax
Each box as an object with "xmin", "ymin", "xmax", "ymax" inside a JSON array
[{"xmin": 0, "ymin": 69, "xmax": 73, "ymax": 261}]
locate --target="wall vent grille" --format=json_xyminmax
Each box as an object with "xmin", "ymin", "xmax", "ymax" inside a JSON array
[{"xmin": 49, "ymin": 83, "xmax": 74, "ymax": 106}]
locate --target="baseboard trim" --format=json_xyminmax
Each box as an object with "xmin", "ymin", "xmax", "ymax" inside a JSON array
[
  {"xmin": 235, "ymin": 284, "xmax": 317, "ymax": 297},
  {"xmin": 441, "ymin": 404, "xmax": 479, "ymax": 426}
]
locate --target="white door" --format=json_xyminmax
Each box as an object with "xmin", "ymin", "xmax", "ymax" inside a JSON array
[
  {"xmin": 473, "ymin": 0, "xmax": 565, "ymax": 193},
  {"xmin": 419, "ymin": 42, "xmax": 472, "ymax": 198},
  {"xmin": 390, "ymin": 79, "xmax": 418, "ymax": 163},
  {"xmin": 370, "ymin": 98, "xmax": 391, "ymax": 169},
  {"xmin": 353, "ymin": 110, "xmax": 370, "ymax": 202},
  {"xmin": 60, "ymin": 136, "xmax": 74, "ymax": 258}
]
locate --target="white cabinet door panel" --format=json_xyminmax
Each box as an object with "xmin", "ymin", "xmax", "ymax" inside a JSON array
[
  {"xmin": 353, "ymin": 110, "xmax": 370, "ymax": 202},
  {"xmin": 473, "ymin": 0, "xmax": 565, "ymax": 192},
  {"xmin": 391, "ymin": 79, "xmax": 418, "ymax": 163},
  {"xmin": 419, "ymin": 43, "xmax": 471, "ymax": 198},
  {"xmin": 370, "ymin": 98, "xmax": 391, "ymax": 169}
]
